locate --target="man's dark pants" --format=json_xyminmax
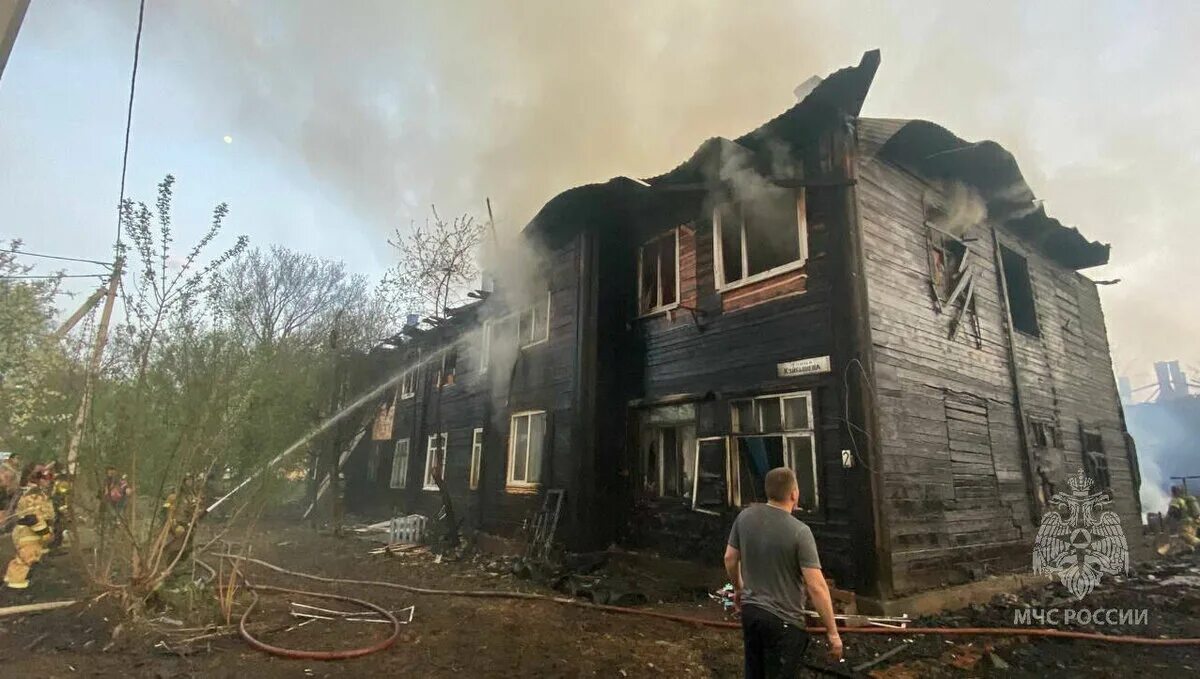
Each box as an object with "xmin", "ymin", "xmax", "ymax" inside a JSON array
[{"xmin": 742, "ymin": 604, "xmax": 810, "ymax": 678}]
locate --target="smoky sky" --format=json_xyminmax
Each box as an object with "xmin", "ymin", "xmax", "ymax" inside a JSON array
[{"xmin": 89, "ymin": 0, "xmax": 1200, "ymax": 385}]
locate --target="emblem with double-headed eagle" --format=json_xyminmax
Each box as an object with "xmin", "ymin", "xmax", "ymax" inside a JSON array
[{"xmin": 1032, "ymin": 469, "xmax": 1128, "ymax": 600}]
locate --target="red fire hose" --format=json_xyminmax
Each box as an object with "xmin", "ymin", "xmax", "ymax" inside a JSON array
[
  {"xmin": 239, "ymin": 583, "xmax": 400, "ymax": 660},
  {"xmin": 214, "ymin": 553, "xmax": 1200, "ymax": 655}
]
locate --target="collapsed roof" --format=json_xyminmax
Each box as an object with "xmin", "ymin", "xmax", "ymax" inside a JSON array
[
  {"xmin": 524, "ymin": 49, "xmax": 1109, "ymax": 270},
  {"xmin": 859, "ymin": 118, "xmax": 1109, "ymax": 269}
]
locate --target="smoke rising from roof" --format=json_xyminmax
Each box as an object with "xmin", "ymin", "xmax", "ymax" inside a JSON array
[{"xmin": 99, "ymin": 0, "xmax": 1199, "ymax": 380}]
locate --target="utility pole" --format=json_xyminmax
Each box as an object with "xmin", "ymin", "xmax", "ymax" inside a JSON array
[
  {"xmin": 54, "ymin": 285, "xmax": 108, "ymax": 339},
  {"xmin": 326, "ymin": 309, "xmax": 345, "ymax": 534},
  {"xmin": 65, "ymin": 257, "xmax": 122, "ymax": 474}
]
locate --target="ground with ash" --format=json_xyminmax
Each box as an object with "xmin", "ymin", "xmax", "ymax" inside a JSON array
[{"xmin": 0, "ymin": 520, "xmax": 1197, "ymax": 677}]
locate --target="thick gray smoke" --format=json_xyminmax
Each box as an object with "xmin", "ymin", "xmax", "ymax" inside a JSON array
[{"xmin": 93, "ymin": 0, "xmax": 1199, "ymax": 383}]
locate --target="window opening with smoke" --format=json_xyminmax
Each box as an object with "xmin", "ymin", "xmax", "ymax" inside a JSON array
[{"xmin": 713, "ymin": 187, "xmax": 808, "ymax": 289}]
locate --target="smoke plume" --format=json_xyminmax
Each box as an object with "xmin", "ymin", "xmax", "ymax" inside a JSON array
[{"xmin": 88, "ymin": 0, "xmax": 1200, "ymax": 380}]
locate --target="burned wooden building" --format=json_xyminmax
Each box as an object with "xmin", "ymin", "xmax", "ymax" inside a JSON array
[{"xmin": 345, "ymin": 50, "xmax": 1141, "ymax": 610}]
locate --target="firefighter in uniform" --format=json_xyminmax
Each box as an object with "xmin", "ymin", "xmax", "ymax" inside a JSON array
[
  {"xmin": 49, "ymin": 467, "xmax": 72, "ymax": 548},
  {"xmin": 1168, "ymin": 485, "xmax": 1200, "ymax": 550},
  {"xmin": 3, "ymin": 468, "xmax": 56, "ymax": 589}
]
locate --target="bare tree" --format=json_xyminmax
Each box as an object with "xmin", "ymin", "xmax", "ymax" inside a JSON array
[
  {"xmin": 383, "ymin": 206, "xmax": 484, "ymax": 320},
  {"xmin": 210, "ymin": 245, "xmax": 369, "ymax": 348}
]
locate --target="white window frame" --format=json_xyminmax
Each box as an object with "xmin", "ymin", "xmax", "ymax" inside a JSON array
[
  {"xmin": 731, "ymin": 391, "xmax": 814, "ymax": 434},
  {"xmin": 469, "ymin": 427, "xmax": 484, "ymax": 490},
  {"xmin": 389, "ymin": 438, "xmax": 410, "ymax": 489},
  {"xmin": 423, "ymin": 432, "xmax": 448, "ymax": 491},
  {"xmin": 434, "ymin": 346, "xmax": 458, "ymax": 388},
  {"xmin": 637, "ymin": 228, "xmax": 681, "ymax": 316},
  {"xmin": 400, "ymin": 368, "xmax": 417, "ymax": 400},
  {"xmin": 518, "ymin": 292, "xmax": 551, "ymax": 349},
  {"xmin": 507, "ymin": 410, "xmax": 546, "ymax": 489},
  {"xmin": 712, "ymin": 188, "xmax": 808, "ymax": 292},
  {"xmin": 728, "ymin": 390, "xmax": 818, "ymax": 511},
  {"xmin": 482, "ymin": 292, "xmax": 551, "ymax": 367}
]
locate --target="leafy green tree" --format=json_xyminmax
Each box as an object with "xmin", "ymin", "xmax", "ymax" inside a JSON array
[{"xmin": 0, "ymin": 241, "xmax": 75, "ymax": 460}]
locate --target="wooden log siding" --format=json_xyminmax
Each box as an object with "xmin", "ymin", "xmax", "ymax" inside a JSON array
[
  {"xmin": 344, "ymin": 234, "xmax": 583, "ymax": 542},
  {"xmin": 856, "ymin": 143, "xmax": 1142, "ymax": 595},
  {"xmin": 624, "ymin": 179, "xmax": 859, "ymax": 587}
]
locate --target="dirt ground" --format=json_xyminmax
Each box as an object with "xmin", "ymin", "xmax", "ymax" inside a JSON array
[{"xmin": 1, "ymin": 519, "xmax": 1199, "ymax": 678}]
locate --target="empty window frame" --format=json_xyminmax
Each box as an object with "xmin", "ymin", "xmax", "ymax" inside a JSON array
[
  {"xmin": 1029, "ymin": 419, "xmax": 1063, "ymax": 449},
  {"xmin": 643, "ymin": 424, "xmax": 696, "ymax": 498},
  {"xmin": 1081, "ymin": 430, "xmax": 1111, "ymax": 490},
  {"xmin": 693, "ymin": 437, "xmax": 733, "ymax": 513},
  {"xmin": 389, "ymin": 438, "xmax": 410, "ymax": 489},
  {"xmin": 730, "ymin": 391, "xmax": 819, "ymax": 512},
  {"xmin": 517, "ymin": 293, "xmax": 550, "ymax": 348},
  {"xmin": 485, "ymin": 293, "xmax": 550, "ymax": 365},
  {"xmin": 638, "ymin": 229, "xmax": 680, "ymax": 314},
  {"xmin": 423, "ymin": 433, "xmax": 448, "ymax": 491},
  {"xmin": 1000, "ymin": 246, "xmax": 1040, "ymax": 336},
  {"xmin": 731, "ymin": 392, "xmax": 813, "ymax": 434},
  {"xmin": 400, "ymin": 368, "xmax": 418, "ymax": 399},
  {"xmin": 434, "ymin": 348, "xmax": 458, "ymax": 388},
  {"xmin": 469, "ymin": 428, "xmax": 483, "ymax": 490},
  {"xmin": 507, "ymin": 411, "xmax": 546, "ymax": 488},
  {"xmin": 929, "ymin": 229, "xmax": 968, "ymax": 300},
  {"xmin": 713, "ymin": 187, "xmax": 808, "ymax": 289}
]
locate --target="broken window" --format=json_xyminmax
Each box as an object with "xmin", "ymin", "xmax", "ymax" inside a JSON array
[
  {"xmin": 642, "ymin": 424, "xmax": 696, "ymax": 498},
  {"xmin": 508, "ymin": 410, "xmax": 546, "ymax": 487},
  {"xmin": 1081, "ymin": 430, "xmax": 1111, "ymax": 490},
  {"xmin": 714, "ymin": 187, "xmax": 808, "ymax": 288},
  {"xmin": 693, "ymin": 438, "xmax": 731, "ymax": 513},
  {"xmin": 400, "ymin": 367, "xmax": 417, "ymax": 399},
  {"xmin": 435, "ymin": 347, "xmax": 458, "ymax": 387},
  {"xmin": 469, "ymin": 428, "xmax": 483, "ymax": 490},
  {"xmin": 638, "ymin": 229, "xmax": 679, "ymax": 314},
  {"xmin": 486, "ymin": 293, "xmax": 550, "ymax": 359},
  {"xmin": 423, "ymin": 432, "xmax": 448, "ymax": 490},
  {"xmin": 1000, "ymin": 246, "xmax": 1040, "ymax": 336},
  {"xmin": 389, "ymin": 438, "xmax": 410, "ymax": 489},
  {"xmin": 1029, "ymin": 420, "xmax": 1063, "ymax": 449},
  {"xmin": 517, "ymin": 293, "xmax": 550, "ymax": 348},
  {"xmin": 730, "ymin": 392, "xmax": 819, "ymax": 512},
  {"xmin": 929, "ymin": 229, "xmax": 967, "ymax": 300},
  {"xmin": 731, "ymin": 393, "xmax": 812, "ymax": 434}
]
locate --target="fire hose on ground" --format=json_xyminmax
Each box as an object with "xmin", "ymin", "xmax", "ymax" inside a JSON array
[
  {"xmin": 209, "ymin": 552, "xmax": 1200, "ymax": 661},
  {"xmin": 239, "ymin": 584, "xmax": 401, "ymax": 660}
]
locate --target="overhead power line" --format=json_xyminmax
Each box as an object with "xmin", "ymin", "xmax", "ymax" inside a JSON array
[
  {"xmin": 114, "ymin": 0, "xmax": 146, "ymax": 246},
  {"xmin": 0, "ymin": 248, "xmax": 113, "ymax": 267},
  {"xmin": 1, "ymin": 274, "xmax": 110, "ymax": 281}
]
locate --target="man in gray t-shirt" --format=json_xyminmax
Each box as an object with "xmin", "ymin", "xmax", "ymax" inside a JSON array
[{"xmin": 724, "ymin": 468, "xmax": 842, "ymax": 677}]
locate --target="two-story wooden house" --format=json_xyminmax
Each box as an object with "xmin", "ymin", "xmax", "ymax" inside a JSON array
[{"xmin": 344, "ymin": 50, "xmax": 1141, "ymax": 611}]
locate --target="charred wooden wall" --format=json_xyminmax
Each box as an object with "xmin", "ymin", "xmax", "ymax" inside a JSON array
[
  {"xmin": 854, "ymin": 144, "xmax": 1140, "ymax": 596},
  {"xmin": 344, "ymin": 234, "xmax": 584, "ymax": 542},
  {"xmin": 596, "ymin": 166, "xmax": 865, "ymax": 587}
]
